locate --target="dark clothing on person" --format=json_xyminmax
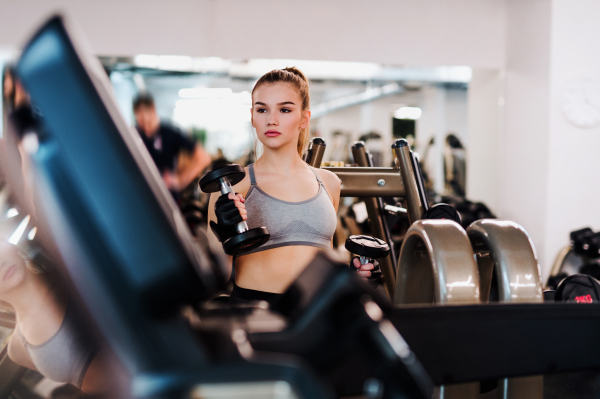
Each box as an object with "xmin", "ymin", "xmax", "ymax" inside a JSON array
[
  {"xmin": 230, "ymin": 283, "xmax": 284, "ymax": 306},
  {"xmin": 136, "ymin": 123, "xmax": 196, "ymax": 174}
]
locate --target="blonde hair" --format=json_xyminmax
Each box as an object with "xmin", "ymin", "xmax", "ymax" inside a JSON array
[{"xmin": 252, "ymin": 67, "xmax": 311, "ymax": 157}]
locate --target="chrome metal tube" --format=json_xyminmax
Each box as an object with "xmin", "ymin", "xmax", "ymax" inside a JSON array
[
  {"xmin": 219, "ymin": 179, "xmax": 248, "ymax": 233},
  {"xmin": 392, "ymin": 139, "xmax": 424, "ymax": 224},
  {"xmin": 305, "ymin": 137, "xmax": 326, "ymax": 168},
  {"xmin": 352, "ymin": 141, "xmax": 396, "ymax": 297}
]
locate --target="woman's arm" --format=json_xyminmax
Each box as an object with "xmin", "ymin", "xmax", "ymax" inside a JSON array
[
  {"xmin": 317, "ymin": 169, "xmax": 341, "ymax": 213},
  {"xmin": 317, "ymin": 169, "xmax": 341, "ymax": 250},
  {"xmin": 318, "ymin": 169, "xmax": 374, "ymax": 279}
]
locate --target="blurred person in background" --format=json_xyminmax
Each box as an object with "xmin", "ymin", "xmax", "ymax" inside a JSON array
[
  {"xmin": 133, "ymin": 93, "xmax": 211, "ymax": 200},
  {"xmin": 1, "ymin": 240, "xmax": 121, "ymax": 397}
]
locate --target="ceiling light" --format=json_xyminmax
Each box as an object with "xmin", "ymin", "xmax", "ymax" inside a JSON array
[
  {"xmin": 394, "ymin": 107, "xmax": 422, "ymax": 120},
  {"xmin": 179, "ymin": 88, "xmax": 233, "ymax": 99}
]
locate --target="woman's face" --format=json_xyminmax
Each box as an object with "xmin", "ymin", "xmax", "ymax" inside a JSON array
[
  {"xmin": 0, "ymin": 242, "xmax": 27, "ymax": 298},
  {"xmin": 251, "ymin": 82, "xmax": 310, "ymax": 151}
]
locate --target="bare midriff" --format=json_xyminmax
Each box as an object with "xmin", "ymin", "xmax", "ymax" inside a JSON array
[{"xmin": 236, "ymin": 245, "xmax": 324, "ymax": 293}]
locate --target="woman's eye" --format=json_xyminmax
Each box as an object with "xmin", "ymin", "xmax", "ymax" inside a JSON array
[
  {"xmin": 257, "ymin": 108, "xmax": 267, "ymax": 113},
  {"xmin": 280, "ymin": 108, "xmax": 291, "ymax": 113}
]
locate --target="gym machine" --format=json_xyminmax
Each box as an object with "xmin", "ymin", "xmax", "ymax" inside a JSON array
[
  {"xmin": 8, "ymin": 14, "xmax": 432, "ymax": 399},
  {"xmin": 306, "ymin": 138, "xmax": 544, "ymax": 398},
  {"xmin": 306, "ymin": 137, "xmax": 475, "ymax": 301}
]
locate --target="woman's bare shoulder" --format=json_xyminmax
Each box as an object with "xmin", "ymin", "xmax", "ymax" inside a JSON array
[{"xmin": 315, "ymin": 168, "xmax": 341, "ymax": 193}]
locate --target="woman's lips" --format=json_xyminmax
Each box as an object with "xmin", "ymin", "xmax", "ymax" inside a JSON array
[
  {"xmin": 265, "ymin": 130, "xmax": 281, "ymax": 137},
  {"xmin": 3, "ymin": 265, "xmax": 16, "ymax": 281}
]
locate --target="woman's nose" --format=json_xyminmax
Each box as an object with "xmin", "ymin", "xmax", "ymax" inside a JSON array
[{"xmin": 267, "ymin": 114, "xmax": 278, "ymax": 126}]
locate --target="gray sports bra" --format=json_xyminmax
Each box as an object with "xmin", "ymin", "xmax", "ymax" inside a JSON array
[
  {"xmin": 240, "ymin": 164, "xmax": 337, "ymax": 255},
  {"xmin": 15, "ymin": 302, "xmax": 97, "ymax": 387}
]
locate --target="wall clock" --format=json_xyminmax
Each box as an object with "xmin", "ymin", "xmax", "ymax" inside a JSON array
[{"xmin": 561, "ymin": 77, "xmax": 600, "ymax": 129}]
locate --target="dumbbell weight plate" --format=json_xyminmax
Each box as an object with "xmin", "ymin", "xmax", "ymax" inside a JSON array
[
  {"xmin": 555, "ymin": 274, "xmax": 600, "ymax": 303},
  {"xmin": 345, "ymin": 235, "xmax": 390, "ymax": 259},
  {"xmin": 422, "ymin": 203, "xmax": 462, "ymax": 225},
  {"xmin": 199, "ymin": 164, "xmax": 246, "ymax": 193},
  {"xmin": 223, "ymin": 227, "xmax": 270, "ymax": 255}
]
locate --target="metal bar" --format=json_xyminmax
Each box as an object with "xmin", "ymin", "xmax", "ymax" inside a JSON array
[
  {"xmin": 384, "ymin": 204, "xmax": 408, "ymax": 217},
  {"xmin": 305, "ymin": 138, "xmax": 326, "ymax": 168},
  {"xmin": 410, "ymin": 152, "xmax": 430, "ymax": 212},
  {"xmin": 392, "ymin": 139, "xmax": 424, "ymax": 223},
  {"xmin": 323, "ymin": 167, "xmax": 405, "ymax": 197},
  {"xmin": 362, "ymin": 148, "xmax": 399, "ymax": 281},
  {"xmin": 351, "ymin": 142, "xmax": 396, "ymax": 297}
]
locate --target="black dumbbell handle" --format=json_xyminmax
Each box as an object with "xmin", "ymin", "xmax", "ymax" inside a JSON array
[
  {"xmin": 358, "ymin": 256, "xmax": 373, "ymax": 266},
  {"xmin": 218, "ymin": 178, "xmax": 248, "ymax": 234}
]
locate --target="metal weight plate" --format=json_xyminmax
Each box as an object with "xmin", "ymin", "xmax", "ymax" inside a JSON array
[
  {"xmin": 422, "ymin": 203, "xmax": 462, "ymax": 224},
  {"xmin": 222, "ymin": 227, "xmax": 270, "ymax": 255},
  {"xmin": 345, "ymin": 235, "xmax": 390, "ymax": 259},
  {"xmin": 199, "ymin": 164, "xmax": 246, "ymax": 193}
]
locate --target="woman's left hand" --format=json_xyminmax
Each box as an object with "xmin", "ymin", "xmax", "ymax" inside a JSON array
[{"xmin": 351, "ymin": 257, "xmax": 375, "ymax": 280}]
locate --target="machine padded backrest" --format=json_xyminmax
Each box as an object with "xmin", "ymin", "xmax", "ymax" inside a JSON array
[{"xmin": 16, "ymin": 14, "xmax": 220, "ymax": 371}]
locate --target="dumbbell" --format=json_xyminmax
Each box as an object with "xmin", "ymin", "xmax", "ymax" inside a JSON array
[
  {"xmin": 554, "ymin": 274, "xmax": 600, "ymax": 303},
  {"xmin": 345, "ymin": 235, "xmax": 390, "ymax": 283},
  {"xmin": 570, "ymin": 227, "xmax": 594, "ymax": 254},
  {"xmin": 422, "ymin": 203, "xmax": 462, "ymax": 225},
  {"xmin": 199, "ymin": 165, "xmax": 270, "ymax": 255}
]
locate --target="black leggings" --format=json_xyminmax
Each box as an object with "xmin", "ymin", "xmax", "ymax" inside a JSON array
[{"xmin": 230, "ymin": 283, "xmax": 284, "ymax": 306}]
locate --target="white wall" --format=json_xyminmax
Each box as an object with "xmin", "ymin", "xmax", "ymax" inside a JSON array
[
  {"xmin": 466, "ymin": 69, "xmax": 503, "ymax": 215},
  {"xmin": 0, "ymin": 0, "xmax": 506, "ymax": 68},
  {"xmin": 496, "ymin": 0, "xmax": 552, "ymax": 277},
  {"xmin": 468, "ymin": 0, "xmax": 600, "ymax": 279},
  {"xmin": 543, "ymin": 0, "xmax": 600, "ymax": 275}
]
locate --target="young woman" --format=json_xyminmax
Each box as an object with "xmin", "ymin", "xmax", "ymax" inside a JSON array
[
  {"xmin": 0, "ymin": 240, "xmax": 117, "ymax": 395},
  {"xmin": 207, "ymin": 67, "xmax": 373, "ymax": 304}
]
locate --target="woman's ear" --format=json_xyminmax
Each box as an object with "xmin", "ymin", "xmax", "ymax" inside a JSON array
[
  {"xmin": 300, "ymin": 110, "xmax": 311, "ymax": 129},
  {"xmin": 250, "ymin": 108, "xmax": 254, "ymax": 127}
]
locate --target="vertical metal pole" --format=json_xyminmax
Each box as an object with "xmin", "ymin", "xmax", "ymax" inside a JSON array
[
  {"xmin": 352, "ymin": 141, "xmax": 396, "ymax": 297},
  {"xmin": 305, "ymin": 137, "xmax": 326, "ymax": 168},
  {"xmin": 392, "ymin": 139, "xmax": 425, "ymax": 224}
]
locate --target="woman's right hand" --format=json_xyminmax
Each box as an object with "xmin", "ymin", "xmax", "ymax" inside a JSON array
[{"xmin": 210, "ymin": 193, "xmax": 247, "ymax": 242}]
